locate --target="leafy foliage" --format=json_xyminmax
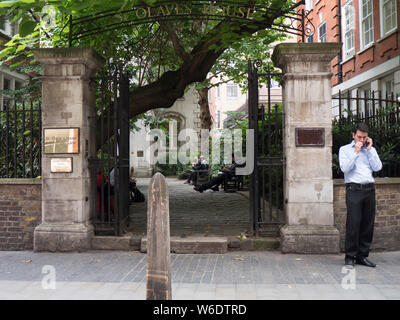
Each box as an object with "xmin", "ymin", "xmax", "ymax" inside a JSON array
[
  {"xmin": 0, "ymin": 0, "xmax": 297, "ymax": 116},
  {"xmin": 332, "ymin": 104, "xmax": 400, "ymax": 178}
]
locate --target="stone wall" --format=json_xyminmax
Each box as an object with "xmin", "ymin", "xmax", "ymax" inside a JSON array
[
  {"xmin": 333, "ymin": 178, "xmax": 400, "ymax": 252},
  {"xmin": 0, "ymin": 179, "xmax": 42, "ymax": 250}
]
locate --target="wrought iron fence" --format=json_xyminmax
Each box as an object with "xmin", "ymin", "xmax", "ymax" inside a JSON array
[
  {"xmin": 332, "ymin": 90, "xmax": 400, "ymax": 178},
  {"xmin": 0, "ymin": 95, "xmax": 42, "ymax": 178},
  {"xmin": 89, "ymin": 68, "xmax": 130, "ymax": 236}
]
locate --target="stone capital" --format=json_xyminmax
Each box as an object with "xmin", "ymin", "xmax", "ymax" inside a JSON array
[
  {"xmin": 272, "ymin": 43, "xmax": 341, "ymax": 74},
  {"xmin": 32, "ymin": 47, "xmax": 105, "ymax": 78}
]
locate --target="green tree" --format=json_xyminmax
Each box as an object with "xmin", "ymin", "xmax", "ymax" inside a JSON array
[
  {"xmin": 195, "ymin": 28, "xmax": 288, "ymax": 129},
  {"xmin": 0, "ymin": 0, "xmax": 300, "ymax": 120}
]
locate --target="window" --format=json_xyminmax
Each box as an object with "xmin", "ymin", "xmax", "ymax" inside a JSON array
[
  {"xmin": 382, "ymin": 75, "xmax": 395, "ymax": 97},
  {"xmin": 15, "ymin": 81, "xmax": 22, "ymax": 90},
  {"xmin": 0, "ymin": 16, "xmax": 5, "ymax": 31},
  {"xmin": 380, "ymin": 0, "xmax": 397, "ymax": 37},
  {"xmin": 360, "ymin": 0, "xmax": 374, "ymax": 49},
  {"xmin": 3, "ymin": 78, "xmax": 10, "ymax": 90},
  {"xmin": 227, "ymin": 83, "xmax": 238, "ymax": 98},
  {"xmin": 342, "ymin": 1, "xmax": 355, "ymax": 59},
  {"xmin": 305, "ymin": 0, "xmax": 313, "ymax": 12},
  {"xmin": 216, "ymin": 86, "xmax": 220, "ymax": 98},
  {"xmin": 360, "ymin": 86, "xmax": 372, "ymax": 116},
  {"xmin": 318, "ymin": 22, "xmax": 326, "ymax": 42},
  {"xmin": 0, "ymin": 75, "xmax": 26, "ymax": 111},
  {"xmin": 269, "ymin": 79, "xmax": 279, "ymax": 88},
  {"xmin": 307, "ymin": 35, "xmax": 314, "ymax": 43},
  {"xmin": 0, "ymin": 15, "xmax": 19, "ymax": 37}
]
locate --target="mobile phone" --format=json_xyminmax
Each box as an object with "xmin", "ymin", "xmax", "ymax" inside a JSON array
[{"xmin": 365, "ymin": 141, "xmax": 370, "ymax": 147}]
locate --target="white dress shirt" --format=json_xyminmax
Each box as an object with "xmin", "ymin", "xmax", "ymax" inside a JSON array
[{"xmin": 339, "ymin": 140, "xmax": 382, "ymax": 184}]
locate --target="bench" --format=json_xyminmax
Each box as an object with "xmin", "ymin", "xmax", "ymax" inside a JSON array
[
  {"xmin": 195, "ymin": 166, "xmax": 211, "ymax": 185},
  {"xmin": 223, "ymin": 174, "xmax": 243, "ymax": 192}
]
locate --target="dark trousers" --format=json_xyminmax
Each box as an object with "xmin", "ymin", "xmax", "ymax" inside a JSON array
[
  {"xmin": 345, "ymin": 184, "xmax": 376, "ymax": 259},
  {"xmin": 199, "ymin": 174, "xmax": 225, "ymax": 191},
  {"xmin": 187, "ymin": 171, "xmax": 197, "ymax": 183}
]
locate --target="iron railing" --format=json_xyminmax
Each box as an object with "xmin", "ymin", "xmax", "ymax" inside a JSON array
[
  {"xmin": 89, "ymin": 68, "xmax": 130, "ymax": 236},
  {"xmin": 0, "ymin": 96, "xmax": 42, "ymax": 178},
  {"xmin": 248, "ymin": 59, "xmax": 285, "ymax": 236},
  {"xmin": 332, "ymin": 90, "xmax": 400, "ymax": 178}
]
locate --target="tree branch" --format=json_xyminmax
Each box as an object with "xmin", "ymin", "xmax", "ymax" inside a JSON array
[
  {"xmin": 129, "ymin": 3, "xmax": 293, "ymax": 117},
  {"xmin": 158, "ymin": 20, "xmax": 191, "ymax": 64}
]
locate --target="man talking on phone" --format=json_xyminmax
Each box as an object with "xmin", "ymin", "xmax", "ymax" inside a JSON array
[{"xmin": 339, "ymin": 123, "xmax": 382, "ymax": 268}]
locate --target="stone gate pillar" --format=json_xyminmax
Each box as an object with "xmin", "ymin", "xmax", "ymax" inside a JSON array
[
  {"xmin": 33, "ymin": 48, "xmax": 104, "ymax": 252},
  {"xmin": 272, "ymin": 43, "xmax": 341, "ymax": 254}
]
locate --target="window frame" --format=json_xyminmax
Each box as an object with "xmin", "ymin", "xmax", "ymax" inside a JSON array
[
  {"xmin": 382, "ymin": 74, "xmax": 395, "ymax": 97},
  {"xmin": 318, "ymin": 21, "xmax": 326, "ymax": 42},
  {"xmin": 342, "ymin": 0, "xmax": 355, "ymax": 60},
  {"xmin": 226, "ymin": 83, "xmax": 238, "ymax": 99},
  {"xmin": 359, "ymin": 0, "xmax": 374, "ymax": 50},
  {"xmin": 380, "ymin": 0, "xmax": 397, "ymax": 37},
  {"xmin": 305, "ymin": 0, "xmax": 313, "ymax": 12}
]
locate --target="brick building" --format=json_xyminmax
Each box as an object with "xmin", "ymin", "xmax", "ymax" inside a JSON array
[{"xmin": 298, "ymin": 0, "xmax": 400, "ymax": 117}]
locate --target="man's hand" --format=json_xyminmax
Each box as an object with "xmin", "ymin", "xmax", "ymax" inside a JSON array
[
  {"xmin": 354, "ymin": 141, "xmax": 363, "ymax": 154},
  {"xmin": 366, "ymin": 137, "xmax": 373, "ymax": 151}
]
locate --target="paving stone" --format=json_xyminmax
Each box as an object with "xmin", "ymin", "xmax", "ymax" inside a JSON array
[
  {"xmin": 1, "ymin": 251, "xmax": 400, "ymax": 299},
  {"xmin": 130, "ymin": 178, "xmax": 250, "ymax": 237}
]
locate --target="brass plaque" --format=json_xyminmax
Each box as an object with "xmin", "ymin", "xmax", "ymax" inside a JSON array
[
  {"xmin": 44, "ymin": 128, "xmax": 79, "ymax": 154},
  {"xmin": 295, "ymin": 128, "xmax": 325, "ymax": 147},
  {"xmin": 50, "ymin": 158, "xmax": 73, "ymax": 173}
]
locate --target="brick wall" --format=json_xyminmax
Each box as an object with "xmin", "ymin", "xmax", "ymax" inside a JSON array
[
  {"xmin": 334, "ymin": 178, "xmax": 400, "ymax": 252},
  {"xmin": 297, "ymin": 0, "xmax": 400, "ymax": 87},
  {"xmin": 0, "ymin": 179, "xmax": 42, "ymax": 250}
]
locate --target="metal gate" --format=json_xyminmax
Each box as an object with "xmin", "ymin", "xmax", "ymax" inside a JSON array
[
  {"xmin": 89, "ymin": 67, "xmax": 130, "ymax": 235},
  {"xmin": 248, "ymin": 60, "xmax": 285, "ymax": 236}
]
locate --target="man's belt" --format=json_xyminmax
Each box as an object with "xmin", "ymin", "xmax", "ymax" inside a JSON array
[{"xmin": 346, "ymin": 182, "xmax": 374, "ymax": 189}]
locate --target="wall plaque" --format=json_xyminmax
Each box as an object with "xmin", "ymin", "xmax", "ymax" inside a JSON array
[
  {"xmin": 44, "ymin": 128, "xmax": 79, "ymax": 154},
  {"xmin": 50, "ymin": 158, "xmax": 73, "ymax": 173},
  {"xmin": 295, "ymin": 128, "xmax": 325, "ymax": 147}
]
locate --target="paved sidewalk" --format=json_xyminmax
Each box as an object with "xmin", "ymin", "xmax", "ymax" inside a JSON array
[{"xmin": 1, "ymin": 250, "xmax": 400, "ymax": 300}]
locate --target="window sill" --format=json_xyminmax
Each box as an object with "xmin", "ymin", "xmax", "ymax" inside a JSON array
[
  {"xmin": 377, "ymin": 28, "xmax": 399, "ymax": 43},
  {"xmin": 341, "ymin": 54, "xmax": 355, "ymax": 65},
  {"xmin": 356, "ymin": 43, "xmax": 375, "ymax": 55}
]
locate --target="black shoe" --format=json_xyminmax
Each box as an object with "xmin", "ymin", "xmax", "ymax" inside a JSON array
[
  {"xmin": 193, "ymin": 186, "xmax": 203, "ymax": 193},
  {"xmin": 345, "ymin": 257, "xmax": 355, "ymax": 267},
  {"xmin": 211, "ymin": 186, "xmax": 219, "ymax": 192},
  {"xmin": 355, "ymin": 257, "xmax": 376, "ymax": 268},
  {"xmin": 184, "ymin": 181, "xmax": 190, "ymax": 184}
]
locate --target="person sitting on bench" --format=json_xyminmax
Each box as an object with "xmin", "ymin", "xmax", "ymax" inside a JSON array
[
  {"xmin": 184, "ymin": 156, "xmax": 208, "ymax": 185},
  {"xmin": 193, "ymin": 153, "xmax": 244, "ymax": 193}
]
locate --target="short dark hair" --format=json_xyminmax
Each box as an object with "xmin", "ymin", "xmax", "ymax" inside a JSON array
[{"xmin": 354, "ymin": 123, "xmax": 369, "ymax": 133}]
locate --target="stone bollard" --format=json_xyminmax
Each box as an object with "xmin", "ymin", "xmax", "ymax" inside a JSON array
[{"xmin": 146, "ymin": 172, "xmax": 172, "ymax": 300}]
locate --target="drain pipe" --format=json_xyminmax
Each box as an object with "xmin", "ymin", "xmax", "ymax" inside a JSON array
[{"xmin": 338, "ymin": 0, "xmax": 343, "ymax": 83}]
